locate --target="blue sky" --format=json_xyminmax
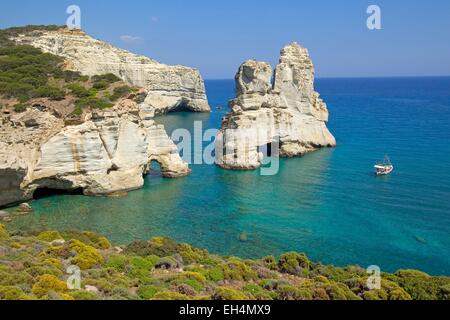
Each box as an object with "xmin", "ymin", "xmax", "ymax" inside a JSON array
[{"xmin": 1, "ymin": 0, "xmax": 449, "ymax": 79}]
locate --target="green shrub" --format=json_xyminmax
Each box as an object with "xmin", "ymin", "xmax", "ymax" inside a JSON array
[
  {"xmin": 68, "ymin": 84, "xmax": 91, "ymax": 98},
  {"xmin": 33, "ymin": 85, "xmax": 65, "ymax": 100},
  {"xmin": 90, "ymin": 73, "xmax": 121, "ymax": 91},
  {"xmin": 69, "ymin": 290, "xmax": 98, "ymax": 300},
  {"xmin": 43, "ymin": 258, "xmax": 63, "ymax": 269},
  {"xmin": 276, "ymin": 284, "xmax": 313, "ymax": 300},
  {"xmin": 127, "ymin": 256, "xmax": 158, "ymax": 282},
  {"xmin": 74, "ymin": 97, "xmax": 113, "ymax": 112},
  {"xmin": 242, "ymin": 284, "xmax": 273, "ymax": 300},
  {"xmin": 0, "ymin": 45, "xmax": 63, "ymax": 101},
  {"xmin": 31, "ymin": 274, "xmax": 67, "ymax": 298},
  {"xmin": 259, "ymin": 279, "xmax": 287, "ymax": 291},
  {"xmin": 13, "ymin": 103, "xmax": 29, "ymax": 113},
  {"xmin": 152, "ymin": 291, "xmax": 189, "ymax": 300},
  {"xmin": 223, "ymin": 257, "xmax": 257, "ymax": 281},
  {"xmin": 92, "ymin": 80, "xmax": 110, "ymax": 90},
  {"xmin": 59, "ymin": 230, "xmax": 110, "ymax": 249},
  {"xmin": 125, "ymin": 237, "xmax": 179, "ymax": 257},
  {"xmin": 60, "ymin": 230, "xmax": 93, "ymax": 244},
  {"xmin": 155, "ymin": 256, "xmax": 179, "ymax": 270},
  {"xmin": 213, "ymin": 287, "xmax": 250, "ymax": 300},
  {"xmin": 320, "ymin": 282, "xmax": 360, "ymax": 300},
  {"xmin": 262, "ymin": 256, "xmax": 278, "ymax": 270},
  {"xmin": 59, "ymin": 70, "xmax": 84, "ymax": 82},
  {"xmin": 69, "ymin": 239, "xmax": 104, "ymax": 270},
  {"xmin": 111, "ymin": 85, "xmax": 131, "ymax": 101},
  {"xmin": 96, "ymin": 237, "xmax": 112, "ymax": 250},
  {"xmin": 439, "ymin": 284, "xmax": 450, "ymax": 300},
  {"xmin": 0, "ymin": 224, "xmax": 10, "ymax": 240},
  {"xmin": 137, "ymin": 285, "xmax": 161, "ymax": 299},
  {"xmin": 26, "ymin": 264, "xmax": 63, "ymax": 278},
  {"xmin": 91, "ymin": 73, "xmax": 120, "ymax": 84},
  {"xmin": 0, "ymin": 286, "xmax": 32, "ymax": 300},
  {"xmin": 37, "ymin": 230, "xmax": 63, "ymax": 242},
  {"xmin": 207, "ymin": 266, "xmax": 225, "ymax": 282},
  {"xmin": 278, "ymin": 252, "xmax": 310, "ymax": 276},
  {"xmin": 172, "ymin": 272, "xmax": 206, "ymax": 292},
  {"xmin": 105, "ymin": 255, "xmax": 129, "ymax": 272},
  {"xmin": 392, "ymin": 270, "xmax": 440, "ymax": 300},
  {"xmin": 178, "ymin": 243, "xmax": 212, "ymax": 265},
  {"xmin": 0, "ymin": 267, "xmax": 34, "ymax": 286}
]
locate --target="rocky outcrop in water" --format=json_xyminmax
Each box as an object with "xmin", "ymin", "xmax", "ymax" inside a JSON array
[
  {"xmin": 12, "ymin": 28, "xmax": 210, "ymax": 115},
  {"xmin": 217, "ymin": 43, "xmax": 336, "ymax": 170},
  {"xmin": 0, "ymin": 96, "xmax": 189, "ymax": 207}
]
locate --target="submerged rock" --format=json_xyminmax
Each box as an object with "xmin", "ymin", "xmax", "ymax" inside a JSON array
[
  {"xmin": 107, "ymin": 191, "xmax": 129, "ymax": 198},
  {"xmin": 18, "ymin": 203, "xmax": 32, "ymax": 213},
  {"xmin": 414, "ymin": 236, "xmax": 427, "ymax": 244},
  {"xmin": 238, "ymin": 232, "xmax": 249, "ymax": 242},
  {"xmin": 217, "ymin": 43, "xmax": 336, "ymax": 170},
  {"xmin": 0, "ymin": 211, "xmax": 10, "ymax": 220}
]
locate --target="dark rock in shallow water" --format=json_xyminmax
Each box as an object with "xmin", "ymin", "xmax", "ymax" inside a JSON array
[
  {"xmin": 0, "ymin": 210, "xmax": 10, "ymax": 220},
  {"xmin": 414, "ymin": 236, "xmax": 427, "ymax": 244},
  {"xmin": 107, "ymin": 191, "xmax": 129, "ymax": 198},
  {"xmin": 42, "ymin": 201, "xmax": 52, "ymax": 208},
  {"xmin": 238, "ymin": 232, "xmax": 249, "ymax": 242},
  {"xmin": 18, "ymin": 203, "xmax": 32, "ymax": 213}
]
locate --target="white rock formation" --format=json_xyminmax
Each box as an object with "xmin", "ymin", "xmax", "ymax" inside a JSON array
[
  {"xmin": 217, "ymin": 43, "xmax": 336, "ymax": 170},
  {"xmin": 12, "ymin": 28, "xmax": 210, "ymax": 115},
  {"xmin": 0, "ymin": 99, "xmax": 190, "ymax": 207}
]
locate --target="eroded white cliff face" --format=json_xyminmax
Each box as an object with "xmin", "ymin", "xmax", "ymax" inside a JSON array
[
  {"xmin": 217, "ymin": 43, "xmax": 336, "ymax": 170},
  {"xmin": 0, "ymin": 99, "xmax": 190, "ymax": 207},
  {"xmin": 0, "ymin": 27, "xmax": 211, "ymax": 207},
  {"xmin": 12, "ymin": 29, "xmax": 210, "ymax": 115}
]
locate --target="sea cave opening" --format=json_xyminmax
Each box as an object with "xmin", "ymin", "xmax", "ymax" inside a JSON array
[
  {"xmin": 33, "ymin": 187, "xmax": 84, "ymax": 200},
  {"xmin": 145, "ymin": 160, "xmax": 163, "ymax": 177},
  {"xmin": 170, "ymin": 100, "xmax": 193, "ymax": 113}
]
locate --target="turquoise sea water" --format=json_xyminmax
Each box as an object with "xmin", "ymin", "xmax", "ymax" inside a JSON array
[{"xmin": 7, "ymin": 77, "xmax": 450, "ymax": 275}]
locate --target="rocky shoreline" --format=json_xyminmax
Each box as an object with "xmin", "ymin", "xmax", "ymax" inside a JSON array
[{"xmin": 0, "ymin": 26, "xmax": 210, "ymax": 207}]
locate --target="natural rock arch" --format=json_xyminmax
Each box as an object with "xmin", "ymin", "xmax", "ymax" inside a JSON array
[{"xmin": 216, "ymin": 42, "xmax": 336, "ymax": 170}]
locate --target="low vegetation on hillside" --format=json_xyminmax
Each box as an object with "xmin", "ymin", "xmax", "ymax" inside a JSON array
[
  {"xmin": 0, "ymin": 224, "xmax": 448, "ymax": 300},
  {"xmin": 0, "ymin": 25, "xmax": 64, "ymax": 48},
  {"xmin": 0, "ymin": 26, "xmax": 136, "ymax": 116}
]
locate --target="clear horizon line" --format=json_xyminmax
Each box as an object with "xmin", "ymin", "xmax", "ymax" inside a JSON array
[{"xmin": 204, "ymin": 75, "xmax": 450, "ymax": 81}]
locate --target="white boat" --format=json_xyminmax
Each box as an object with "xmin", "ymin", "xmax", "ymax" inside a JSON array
[{"xmin": 374, "ymin": 156, "xmax": 394, "ymax": 176}]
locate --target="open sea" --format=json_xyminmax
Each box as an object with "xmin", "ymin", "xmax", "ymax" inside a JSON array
[{"xmin": 7, "ymin": 77, "xmax": 450, "ymax": 275}]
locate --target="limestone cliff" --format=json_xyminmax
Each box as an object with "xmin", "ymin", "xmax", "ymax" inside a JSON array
[
  {"xmin": 11, "ymin": 28, "xmax": 210, "ymax": 115},
  {"xmin": 0, "ymin": 97, "xmax": 189, "ymax": 207},
  {"xmin": 217, "ymin": 43, "xmax": 336, "ymax": 170},
  {"xmin": 0, "ymin": 26, "xmax": 212, "ymax": 207}
]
